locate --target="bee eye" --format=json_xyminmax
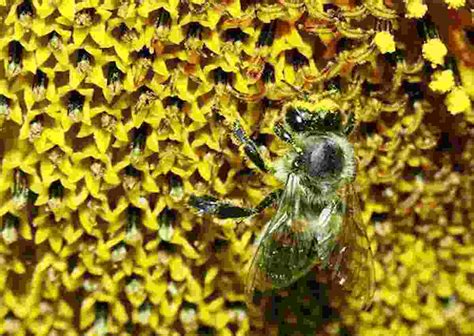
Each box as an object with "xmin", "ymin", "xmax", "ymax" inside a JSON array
[
  {"xmin": 304, "ymin": 139, "xmax": 344, "ymax": 179},
  {"xmin": 286, "ymin": 107, "xmax": 308, "ymax": 132},
  {"xmin": 292, "ymin": 156, "xmax": 303, "ymax": 169}
]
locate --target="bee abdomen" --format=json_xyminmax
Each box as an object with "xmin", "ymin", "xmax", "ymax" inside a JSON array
[{"xmin": 258, "ymin": 229, "xmax": 320, "ymax": 288}]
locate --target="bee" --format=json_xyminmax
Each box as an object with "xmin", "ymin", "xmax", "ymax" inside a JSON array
[{"xmin": 189, "ymin": 97, "xmax": 375, "ymax": 307}]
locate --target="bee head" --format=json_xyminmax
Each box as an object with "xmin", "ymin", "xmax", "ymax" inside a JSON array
[
  {"xmin": 285, "ymin": 106, "xmax": 344, "ymax": 134},
  {"xmin": 273, "ymin": 105, "xmax": 356, "ymax": 190}
]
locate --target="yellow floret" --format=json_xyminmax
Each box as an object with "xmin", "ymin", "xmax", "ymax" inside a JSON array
[
  {"xmin": 422, "ymin": 38, "xmax": 447, "ymax": 67},
  {"xmin": 405, "ymin": 0, "xmax": 428, "ymax": 18},
  {"xmin": 443, "ymin": 0, "xmax": 466, "ymax": 9},
  {"xmin": 445, "ymin": 87, "xmax": 472, "ymax": 115},
  {"xmin": 374, "ymin": 31, "xmax": 396, "ymax": 54},
  {"xmin": 429, "ymin": 70, "xmax": 455, "ymax": 93}
]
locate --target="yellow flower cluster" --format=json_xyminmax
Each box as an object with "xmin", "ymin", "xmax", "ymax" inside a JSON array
[
  {"xmin": 374, "ymin": 31, "xmax": 396, "ymax": 54},
  {"xmin": 445, "ymin": 87, "xmax": 472, "ymax": 115},
  {"xmin": 422, "ymin": 38, "xmax": 448, "ymax": 67},
  {"xmin": 443, "ymin": 0, "xmax": 466, "ymax": 9},
  {"xmin": 0, "ymin": 1, "xmax": 473, "ymax": 335},
  {"xmin": 405, "ymin": 0, "xmax": 428, "ymax": 19},
  {"xmin": 429, "ymin": 69, "xmax": 472, "ymax": 117},
  {"xmin": 429, "ymin": 70, "xmax": 455, "ymax": 93}
]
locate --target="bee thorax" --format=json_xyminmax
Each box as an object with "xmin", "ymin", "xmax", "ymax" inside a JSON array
[{"xmin": 303, "ymin": 139, "xmax": 344, "ymax": 179}]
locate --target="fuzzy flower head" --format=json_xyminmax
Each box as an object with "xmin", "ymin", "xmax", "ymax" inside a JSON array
[
  {"xmin": 374, "ymin": 31, "xmax": 396, "ymax": 54},
  {"xmin": 429, "ymin": 70, "xmax": 455, "ymax": 93},
  {"xmin": 444, "ymin": 0, "xmax": 466, "ymax": 9},
  {"xmin": 405, "ymin": 0, "xmax": 428, "ymax": 18},
  {"xmin": 445, "ymin": 87, "xmax": 472, "ymax": 115},
  {"xmin": 422, "ymin": 38, "xmax": 447, "ymax": 67}
]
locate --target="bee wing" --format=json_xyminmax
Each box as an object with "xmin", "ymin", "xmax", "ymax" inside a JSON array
[
  {"xmin": 329, "ymin": 183, "xmax": 375, "ymax": 308},
  {"xmin": 245, "ymin": 174, "xmax": 339, "ymax": 295},
  {"xmin": 244, "ymin": 209, "xmax": 291, "ymax": 294}
]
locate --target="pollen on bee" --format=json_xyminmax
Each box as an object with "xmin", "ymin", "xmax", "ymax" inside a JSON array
[
  {"xmin": 292, "ymin": 218, "xmax": 309, "ymax": 233},
  {"xmin": 271, "ymin": 220, "xmax": 308, "ymax": 246},
  {"xmin": 271, "ymin": 231, "xmax": 295, "ymax": 247}
]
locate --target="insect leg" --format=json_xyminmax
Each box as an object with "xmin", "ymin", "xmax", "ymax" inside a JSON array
[
  {"xmin": 189, "ymin": 195, "xmax": 257, "ymax": 219},
  {"xmin": 189, "ymin": 189, "xmax": 283, "ymax": 219},
  {"xmin": 273, "ymin": 122, "xmax": 294, "ymax": 145},
  {"xmin": 255, "ymin": 189, "xmax": 283, "ymax": 212},
  {"xmin": 343, "ymin": 111, "xmax": 355, "ymax": 136},
  {"xmin": 232, "ymin": 121, "xmax": 269, "ymax": 173}
]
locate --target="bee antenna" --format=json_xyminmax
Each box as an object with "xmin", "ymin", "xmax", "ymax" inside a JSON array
[
  {"xmin": 281, "ymin": 79, "xmax": 309, "ymax": 100},
  {"xmin": 281, "ymin": 79, "xmax": 300, "ymax": 93}
]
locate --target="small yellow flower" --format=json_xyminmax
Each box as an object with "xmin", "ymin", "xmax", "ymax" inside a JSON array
[
  {"xmin": 429, "ymin": 70, "xmax": 455, "ymax": 93},
  {"xmin": 374, "ymin": 31, "xmax": 396, "ymax": 54},
  {"xmin": 435, "ymin": 272, "xmax": 453, "ymax": 298},
  {"xmin": 405, "ymin": 0, "xmax": 428, "ymax": 18},
  {"xmin": 0, "ymin": 95, "xmax": 11, "ymax": 127},
  {"xmin": 400, "ymin": 302, "xmax": 421, "ymax": 321},
  {"xmin": 444, "ymin": 0, "xmax": 466, "ymax": 9},
  {"xmin": 3, "ymin": 315, "xmax": 22, "ymax": 334},
  {"xmin": 124, "ymin": 206, "xmax": 143, "ymax": 245},
  {"xmin": 180, "ymin": 304, "xmax": 199, "ymax": 333},
  {"xmin": 445, "ymin": 87, "xmax": 472, "ymax": 115},
  {"xmin": 422, "ymin": 38, "xmax": 447, "ymax": 67},
  {"xmin": 2, "ymin": 213, "xmax": 19, "ymax": 244},
  {"xmin": 110, "ymin": 242, "xmax": 127, "ymax": 262},
  {"xmin": 169, "ymin": 255, "xmax": 188, "ymax": 281},
  {"xmin": 125, "ymin": 276, "xmax": 147, "ymax": 308}
]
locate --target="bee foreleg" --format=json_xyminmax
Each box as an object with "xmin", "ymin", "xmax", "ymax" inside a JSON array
[
  {"xmin": 188, "ymin": 195, "xmax": 257, "ymax": 219},
  {"xmin": 189, "ymin": 189, "xmax": 283, "ymax": 219},
  {"xmin": 232, "ymin": 121, "xmax": 269, "ymax": 173},
  {"xmin": 273, "ymin": 123, "xmax": 294, "ymax": 145},
  {"xmin": 255, "ymin": 189, "xmax": 283, "ymax": 212},
  {"xmin": 343, "ymin": 111, "xmax": 356, "ymax": 136}
]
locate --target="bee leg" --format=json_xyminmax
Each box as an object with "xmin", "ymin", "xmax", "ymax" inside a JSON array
[
  {"xmin": 232, "ymin": 121, "xmax": 269, "ymax": 173},
  {"xmin": 189, "ymin": 195, "xmax": 257, "ymax": 219},
  {"xmin": 273, "ymin": 122, "xmax": 294, "ymax": 145},
  {"xmin": 255, "ymin": 189, "xmax": 283, "ymax": 212},
  {"xmin": 189, "ymin": 189, "xmax": 283, "ymax": 219},
  {"xmin": 343, "ymin": 111, "xmax": 355, "ymax": 136}
]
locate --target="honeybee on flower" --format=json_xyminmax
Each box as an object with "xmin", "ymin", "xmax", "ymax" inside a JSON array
[{"xmin": 189, "ymin": 90, "xmax": 375, "ymax": 307}]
